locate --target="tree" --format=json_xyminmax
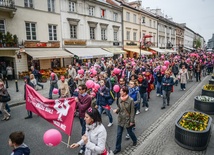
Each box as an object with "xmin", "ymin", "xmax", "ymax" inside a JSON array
[{"xmin": 194, "ymin": 39, "xmax": 201, "ymax": 49}]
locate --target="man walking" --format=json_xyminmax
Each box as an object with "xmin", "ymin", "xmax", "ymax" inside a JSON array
[
  {"xmin": 161, "ymin": 71, "xmax": 174, "ymax": 109},
  {"xmin": 31, "ymin": 66, "xmax": 43, "ymax": 89}
]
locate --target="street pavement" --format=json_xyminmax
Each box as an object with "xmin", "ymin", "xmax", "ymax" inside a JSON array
[{"xmin": 0, "ymin": 76, "xmax": 213, "ymax": 155}]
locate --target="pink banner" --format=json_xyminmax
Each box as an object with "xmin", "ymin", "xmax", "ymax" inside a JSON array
[{"xmin": 26, "ymin": 84, "xmax": 76, "ymax": 135}]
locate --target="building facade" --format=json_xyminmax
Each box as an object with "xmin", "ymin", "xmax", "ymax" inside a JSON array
[
  {"xmin": 207, "ymin": 34, "xmax": 214, "ymax": 49},
  {"xmin": 61, "ymin": 0, "xmax": 123, "ymax": 60},
  {"xmin": 175, "ymin": 24, "xmax": 184, "ymax": 53},
  {"xmin": 0, "ymin": 0, "xmax": 72, "ymax": 78}
]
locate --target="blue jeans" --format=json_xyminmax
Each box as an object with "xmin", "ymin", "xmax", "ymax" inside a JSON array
[
  {"xmin": 98, "ymin": 105, "xmax": 113, "ymax": 123},
  {"xmin": 115, "ymin": 125, "xmax": 137, "ymax": 151},
  {"xmin": 156, "ymin": 81, "xmax": 162, "ymax": 95},
  {"xmin": 49, "ymin": 83, "xmax": 58, "ymax": 99},
  {"xmin": 135, "ymin": 102, "xmax": 140, "ymax": 111},
  {"xmin": 79, "ymin": 117, "xmax": 86, "ymax": 151},
  {"xmin": 141, "ymin": 92, "xmax": 148, "ymax": 108}
]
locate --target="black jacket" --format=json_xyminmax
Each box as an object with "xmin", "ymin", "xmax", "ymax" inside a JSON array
[
  {"xmin": 24, "ymin": 76, "xmax": 34, "ymax": 100},
  {"xmin": 139, "ymin": 79, "xmax": 148, "ymax": 94}
]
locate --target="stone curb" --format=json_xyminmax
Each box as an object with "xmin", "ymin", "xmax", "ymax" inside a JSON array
[{"xmin": 118, "ymin": 76, "xmax": 210, "ymax": 155}]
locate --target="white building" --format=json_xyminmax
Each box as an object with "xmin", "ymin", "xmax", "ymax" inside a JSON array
[
  {"xmin": 60, "ymin": 0, "xmax": 123, "ymax": 60},
  {"xmin": 180, "ymin": 24, "xmax": 195, "ymax": 51},
  {"xmin": 0, "ymin": 0, "xmax": 72, "ymax": 78}
]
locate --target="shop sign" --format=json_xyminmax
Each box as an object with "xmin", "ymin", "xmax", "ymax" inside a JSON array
[
  {"xmin": 24, "ymin": 41, "xmax": 60, "ymax": 48},
  {"xmin": 64, "ymin": 40, "xmax": 86, "ymax": 45},
  {"xmin": 126, "ymin": 41, "xmax": 137, "ymax": 46},
  {"xmin": 113, "ymin": 42, "xmax": 120, "ymax": 46}
]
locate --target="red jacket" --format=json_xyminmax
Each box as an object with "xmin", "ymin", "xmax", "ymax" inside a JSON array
[{"xmin": 76, "ymin": 94, "xmax": 92, "ymax": 118}]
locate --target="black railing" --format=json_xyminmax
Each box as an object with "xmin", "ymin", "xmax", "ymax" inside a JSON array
[{"xmin": 0, "ymin": 0, "xmax": 15, "ymax": 9}]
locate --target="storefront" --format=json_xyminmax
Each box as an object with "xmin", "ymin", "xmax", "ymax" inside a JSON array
[
  {"xmin": 0, "ymin": 48, "xmax": 20, "ymax": 79},
  {"xmin": 124, "ymin": 48, "xmax": 152, "ymax": 58},
  {"xmin": 102, "ymin": 48, "xmax": 126, "ymax": 59}
]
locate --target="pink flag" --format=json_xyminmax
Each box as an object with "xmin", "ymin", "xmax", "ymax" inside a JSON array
[{"xmin": 26, "ymin": 84, "xmax": 76, "ymax": 135}]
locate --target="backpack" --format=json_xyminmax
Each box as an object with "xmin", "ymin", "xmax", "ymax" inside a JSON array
[{"xmin": 107, "ymin": 90, "xmax": 115, "ymax": 105}]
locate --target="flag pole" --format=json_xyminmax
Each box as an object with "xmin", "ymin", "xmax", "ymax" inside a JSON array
[{"xmin": 67, "ymin": 136, "xmax": 71, "ymax": 148}]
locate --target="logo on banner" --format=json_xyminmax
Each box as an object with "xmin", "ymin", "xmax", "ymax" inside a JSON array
[{"xmin": 54, "ymin": 99, "xmax": 70, "ymax": 122}]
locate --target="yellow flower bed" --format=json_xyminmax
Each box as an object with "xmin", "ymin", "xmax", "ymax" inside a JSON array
[
  {"xmin": 203, "ymin": 84, "xmax": 214, "ymax": 91},
  {"xmin": 179, "ymin": 112, "xmax": 209, "ymax": 131}
]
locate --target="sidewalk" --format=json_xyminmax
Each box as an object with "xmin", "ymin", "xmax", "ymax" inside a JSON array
[
  {"xmin": 7, "ymin": 79, "xmax": 59, "ymax": 107},
  {"xmin": 119, "ymin": 75, "xmax": 213, "ymax": 155}
]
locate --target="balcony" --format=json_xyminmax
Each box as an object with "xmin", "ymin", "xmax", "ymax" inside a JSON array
[{"xmin": 0, "ymin": 0, "xmax": 16, "ymax": 17}]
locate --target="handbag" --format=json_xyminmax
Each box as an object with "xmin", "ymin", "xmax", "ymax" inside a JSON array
[
  {"xmin": 150, "ymin": 84, "xmax": 155, "ymax": 90},
  {"xmin": 101, "ymin": 142, "xmax": 114, "ymax": 155},
  {"xmin": 0, "ymin": 93, "xmax": 11, "ymax": 102}
]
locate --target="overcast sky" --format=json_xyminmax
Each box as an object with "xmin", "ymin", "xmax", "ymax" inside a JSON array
[{"xmin": 129, "ymin": 0, "xmax": 214, "ymax": 42}]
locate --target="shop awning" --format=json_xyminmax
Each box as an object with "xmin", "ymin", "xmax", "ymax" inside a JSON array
[
  {"xmin": 165, "ymin": 49, "xmax": 177, "ymax": 53},
  {"xmin": 102, "ymin": 48, "xmax": 126, "ymax": 54},
  {"xmin": 150, "ymin": 47, "xmax": 168, "ymax": 54},
  {"xmin": 25, "ymin": 48, "xmax": 74, "ymax": 60},
  {"xmin": 65, "ymin": 48, "xmax": 113, "ymax": 59},
  {"xmin": 124, "ymin": 48, "xmax": 152, "ymax": 55}
]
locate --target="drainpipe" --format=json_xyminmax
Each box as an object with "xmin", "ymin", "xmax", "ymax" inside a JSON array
[{"xmin": 121, "ymin": 5, "xmax": 124, "ymax": 49}]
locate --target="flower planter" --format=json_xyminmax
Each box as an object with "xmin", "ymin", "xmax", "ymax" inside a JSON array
[
  {"xmin": 194, "ymin": 96, "xmax": 214, "ymax": 115},
  {"xmin": 175, "ymin": 111, "xmax": 212, "ymax": 151},
  {"xmin": 202, "ymin": 84, "xmax": 214, "ymax": 97},
  {"xmin": 209, "ymin": 79, "xmax": 214, "ymax": 85},
  {"xmin": 41, "ymin": 78, "xmax": 47, "ymax": 83}
]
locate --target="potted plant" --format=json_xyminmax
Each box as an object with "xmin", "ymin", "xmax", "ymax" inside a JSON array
[
  {"xmin": 194, "ymin": 96, "xmax": 214, "ymax": 114},
  {"xmin": 175, "ymin": 111, "xmax": 212, "ymax": 151},
  {"xmin": 5, "ymin": 32, "xmax": 13, "ymax": 47},
  {"xmin": 202, "ymin": 84, "xmax": 214, "ymax": 97},
  {"xmin": 13, "ymin": 34, "xmax": 18, "ymax": 47},
  {"xmin": 209, "ymin": 78, "xmax": 214, "ymax": 84},
  {"xmin": 41, "ymin": 75, "xmax": 47, "ymax": 83}
]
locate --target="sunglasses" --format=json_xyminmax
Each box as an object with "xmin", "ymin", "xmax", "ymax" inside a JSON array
[{"xmin": 78, "ymin": 88, "xmax": 82, "ymax": 91}]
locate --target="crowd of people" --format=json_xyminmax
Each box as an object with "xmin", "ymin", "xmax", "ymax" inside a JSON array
[{"xmin": 1, "ymin": 50, "xmax": 214, "ymax": 155}]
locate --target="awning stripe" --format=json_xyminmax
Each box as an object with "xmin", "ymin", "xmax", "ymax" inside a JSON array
[
  {"xmin": 65, "ymin": 48, "xmax": 113, "ymax": 59},
  {"xmin": 25, "ymin": 48, "xmax": 73, "ymax": 60},
  {"xmin": 102, "ymin": 48, "xmax": 126, "ymax": 54},
  {"xmin": 124, "ymin": 48, "xmax": 152, "ymax": 55}
]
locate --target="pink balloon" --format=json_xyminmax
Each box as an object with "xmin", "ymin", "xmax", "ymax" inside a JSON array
[
  {"xmin": 94, "ymin": 83, "xmax": 100, "ymax": 90},
  {"xmin": 113, "ymin": 68, "xmax": 121, "ymax": 75},
  {"xmin": 78, "ymin": 69, "xmax": 84, "ymax": 75},
  {"xmin": 52, "ymin": 88, "xmax": 59, "ymax": 94},
  {"xmin": 164, "ymin": 61, "xmax": 170, "ymax": 66},
  {"xmin": 157, "ymin": 66, "xmax": 160, "ymax": 70},
  {"xmin": 86, "ymin": 80, "xmax": 95, "ymax": 89},
  {"xmin": 92, "ymin": 70, "xmax": 97, "ymax": 75},
  {"xmin": 101, "ymin": 58, "xmax": 104, "ymax": 61},
  {"xmin": 113, "ymin": 85, "xmax": 120, "ymax": 93},
  {"xmin": 43, "ymin": 129, "xmax": 62, "ymax": 147},
  {"xmin": 162, "ymin": 66, "xmax": 167, "ymax": 71},
  {"xmin": 174, "ymin": 56, "xmax": 178, "ymax": 59},
  {"xmin": 161, "ymin": 55, "xmax": 164, "ymax": 59}
]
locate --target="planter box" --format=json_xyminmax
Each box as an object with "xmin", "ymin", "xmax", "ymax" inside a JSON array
[
  {"xmin": 209, "ymin": 80, "xmax": 214, "ymax": 85},
  {"xmin": 40, "ymin": 78, "xmax": 47, "ymax": 83},
  {"xmin": 194, "ymin": 96, "xmax": 214, "ymax": 115},
  {"xmin": 202, "ymin": 88, "xmax": 214, "ymax": 97},
  {"xmin": 175, "ymin": 111, "xmax": 212, "ymax": 151}
]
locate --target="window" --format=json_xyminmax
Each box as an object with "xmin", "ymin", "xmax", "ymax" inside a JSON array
[
  {"xmin": 133, "ymin": 14, "xmax": 136, "ymax": 23},
  {"xmin": 69, "ymin": 1, "xmax": 76, "ymax": 12},
  {"xmin": 89, "ymin": 6, "xmax": 95, "ymax": 16},
  {"xmin": 101, "ymin": 28, "xmax": 107, "ymax": 40},
  {"xmin": 149, "ymin": 20, "xmax": 152, "ymax": 27},
  {"xmin": 25, "ymin": 22, "xmax": 36, "ymax": 40},
  {"xmin": 113, "ymin": 12, "xmax": 118, "ymax": 21},
  {"xmin": 90, "ymin": 27, "xmax": 95, "ymax": 39},
  {"xmin": 114, "ymin": 30, "xmax": 118, "ymax": 41},
  {"xmin": 48, "ymin": 0, "xmax": 55, "ymax": 12},
  {"xmin": 153, "ymin": 33, "xmax": 156, "ymax": 43},
  {"xmin": 101, "ymin": 9, "xmax": 105, "ymax": 18},
  {"xmin": 142, "ymin": 17, "xmax": 145, "ymax": 24},
  {"xmin": 149, "ymin": 32, "xmax": 152, "ymax": 41},
  {"xmin": 153, "ymin": 21, "xmax": 156, "ymax": 28},
  {"xmin": 0, "ymin": 20, "xmax": 5, "ymax": 34},
  {"xmin": 70, "ymin": 25, "xmax": 77, "ymax": 38},
  {"xmin": 126, "ymin": 12, "xmax": 130, "ymax": 21},
  {"xmin": 133, "ymin": 32, "xmax": 137, "ymax": 41},
  {"xmin": 126, "ymin": 31, "xmax": 130, "ymax": 40},
  {"xmin": 24, "ymin": 0, "xmax": 33, "ymax": 8},
  {"xmin": 48, "ymin": 25, "xmax": 57, "ymax": 41}
]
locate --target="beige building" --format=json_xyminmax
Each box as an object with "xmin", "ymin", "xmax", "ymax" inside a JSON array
[
  {"xmin": 175, "ymin": 24, "xmax": 184, "ymax": 53},
  {"xmin": 117, "ymin": 0, "xmax": 157, "ymax": 58}
]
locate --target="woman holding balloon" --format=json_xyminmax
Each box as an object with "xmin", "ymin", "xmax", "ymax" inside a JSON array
[
  {"xmin": 70, "ymin": 107, "xmax": 107, "ymax": 155},
  {"xmin": 96, "ymin": 79, "xmax": 113, "ymax": 127}
]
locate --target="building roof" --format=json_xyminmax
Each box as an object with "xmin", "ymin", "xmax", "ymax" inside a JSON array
[{"xmin": 106, "ymin": 0, "xmax": 119, "ymax": 6}]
